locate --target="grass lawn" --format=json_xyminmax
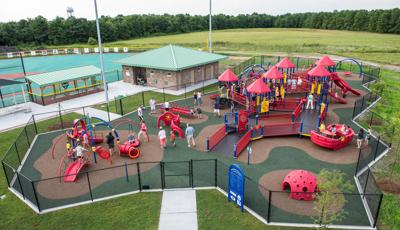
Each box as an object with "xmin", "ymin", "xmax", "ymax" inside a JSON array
[
  {"xmin": 58, "ymin": 28, "xmax": 400, "ymax": 66},
  {"xmin": 196, "ymin": 189, "xmax": 309, "ymax": 230}
]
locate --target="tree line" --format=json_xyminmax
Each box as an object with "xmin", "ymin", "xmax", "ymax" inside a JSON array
[{"xmin": 0, "ymin": 8, "xmax": 399, "ymax": 47}]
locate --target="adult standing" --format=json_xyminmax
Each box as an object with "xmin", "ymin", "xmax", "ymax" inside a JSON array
[
  {"xmin": 105, "ymin": 132, "xmax": 115, "ymax": 156},
  {"xmin": 138, "ymin": 121, "xmax": 149, "ymax": 142},
  {"xmin": 185, "ymin": 123, "xmax": 196, "ymax": 148},
  {"xmin": 193, "ymin": 92, "xmax": 198, "ymax": 106},
  {"xmin": 149, "ymin": 97, "xmax": 156, "ymax": 114},
  {"xmin": 197, "ymin": 91, "xmax": 202, "ymax": 106}
]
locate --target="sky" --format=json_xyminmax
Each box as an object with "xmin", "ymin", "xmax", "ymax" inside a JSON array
[{"xmin": 0, "ymin": 0, "xmax": 399, "ymax": 22}]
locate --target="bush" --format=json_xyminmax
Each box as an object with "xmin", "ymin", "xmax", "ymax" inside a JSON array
[{"xmin": 87, "ymin": 37, "xmax": 97, "ymax": 45}]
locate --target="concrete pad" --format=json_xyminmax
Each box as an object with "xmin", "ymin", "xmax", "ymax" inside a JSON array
[
  {"xmin": 161, "ymin": 190, "xmax": 197, "ymax": 213},
  {"xmin": 158, "ymin": 189, "xmax": 198, "ymax": 230},
  {"xmin": 159, "ymin": 212, "xmax": 198, "ymax": 230}
]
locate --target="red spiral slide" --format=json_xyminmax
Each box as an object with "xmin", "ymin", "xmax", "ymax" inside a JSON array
[
  {"xmin": 328, "ymin": 91, "xmax": 347, "ymax": 104},
  {"xmin": 331, "ymin": 73, "xmax": 361, "ymax": 96}
]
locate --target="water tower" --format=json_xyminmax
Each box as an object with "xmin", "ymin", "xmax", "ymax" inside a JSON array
[{"xmin": 67, "ymin": 7, "xmax": 74, "ymax": 17}]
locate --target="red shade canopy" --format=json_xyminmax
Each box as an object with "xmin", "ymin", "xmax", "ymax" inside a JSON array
[
  {"xmin": 307, "ymin": 65, "xmax": 331, "ymax": 77},
  {"xmin": 246, "ymin": 78, "xmax": 271, "ymax": 94},
  {"xmin": 276, "ymin": 57, "xmax": 295, "ymax": 69},
  {"xmin": 315, "ymin": 56, "xmax": 336, "ymax": 67},
  {"xmin": 262, "ymin": 66, "xmax": 284, "ymax": 80},
  {"xmin": 218, "ymin": 69, "xmax": 238, "ymax": 82}
]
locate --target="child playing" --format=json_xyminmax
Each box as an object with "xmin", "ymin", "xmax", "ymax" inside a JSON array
[
  {"xmin": 138, "ymin": 121, "xmax": 149, "ymax": 142},
  {"xmin": 158, "ymin": 127, "xmax": 167, "ymax": 149},
  {"xmin": 170, "ymin": 131, "xmax": 176, "ymax": 147},
  {"xmin": 128, "ymin": 132, "xmax": 136, "ymax": 144},
  {"xmin": 106, "ymin": 132, "xmax": 115, "ymax": 156}
]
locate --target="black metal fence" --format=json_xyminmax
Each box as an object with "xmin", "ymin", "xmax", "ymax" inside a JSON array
[{"xmin": 0, "ymin": 55, "xmax": 388, "ymax": 228}]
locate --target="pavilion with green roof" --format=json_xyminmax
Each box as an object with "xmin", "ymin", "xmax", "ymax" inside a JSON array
[
  {"xmin": 25, "ymin": 65, "xmax": 103, "ymax": 105},
  {"xmin": 116, "ymin": 45, "xmax": 227, "ymax": 89}
]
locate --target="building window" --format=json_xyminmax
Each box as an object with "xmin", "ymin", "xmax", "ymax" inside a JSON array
[
  {"xmin": 167, "ymin": 72, "xmax": 171, "ymax": 76},
  {"xmin": 164, "ymin": 81, "xmax": 169, "ymax": 85},
  {"xmin": 197, "ymin": 67, "xmax": 201, "ymax": 72},
  {"xmin": 125, "ymin": 71, "xmax": 130, "ymax": 77},
  {"xmin": 153, "ymin": 79, "xmax": 157, "ymax": 85},
  {"xmin": 150, "ymin": 70, "xmax": 154, "ymax": 74}
]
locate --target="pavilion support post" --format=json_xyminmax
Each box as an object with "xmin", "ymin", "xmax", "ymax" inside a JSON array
[
  {"xmin": 0, "ymin": 88, "xmax": 5, "ymax": 107},
  {"xmin": 84, "ymin": 78, "xmax": 89, "ymax": 94}
]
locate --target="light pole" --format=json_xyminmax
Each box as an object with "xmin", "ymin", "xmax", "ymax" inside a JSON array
[
  {"xmin": 94, "ymin": 0, "xmax": 110, "ymax": 120},
  {"xmin": 208, "ymin": 0, "xmax": 212, "ymax": 53}
]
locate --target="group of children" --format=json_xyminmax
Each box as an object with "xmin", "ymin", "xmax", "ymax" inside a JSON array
[
  {"xmin": 157, "ymin": 123, "xmax": 196, "ymax": 149},
  {"xmin": 319, "ymin": 122, "xmax": 371, "ymax": 149}
]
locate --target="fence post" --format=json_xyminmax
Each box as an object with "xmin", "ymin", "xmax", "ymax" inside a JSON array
[
  {"xmin": 82, "ymin": 107, "xmax": 86, "ymax": 117},
  {"xmin": 31, "ymin": 180, "xmax": 41, "ymax": 212},
  {"xmin": 163, "ymin": 88, "xmax": 165, "ymax": 102},
  {"xmin": 214, "ymin": 159, "xmax": 217, "ymax": 187},
  {"xmin": 360, "ymin": 96, "xmax": 365, "ymax": 111},
  {"xmin": 267, "ymin": 190, "xmax": 272, "ymax": 223},
  {"xmin": 106, "ymin": 103, "xmax": 111, "ymax": 122},
  {"xmin": 369, "ymin": 112, "xmax": 374, "ymax": 126},
  {"xmin": 184, "ymin": 85, "xmax": 187, "ymax": 99},
  {"xmin": 202, "ymin": 80, "xmax": 205, "ymax": 94},
  {"xmin": 160, "ymin": 162, "xmax": 165, "ymax": 189},
  {"xmin": 124, "ymin": 162, "xmax": 129, "ymax": 182},
  {"xmin": 190, "ymin": 160, "xmax": 193, "ymax": 188},
  {"xmin": 86, "ymin": 172, "xmax": 93, "ymax": 201},
  {"xmin": 119, "ymin": 98, "xmax": 124, "ymax": 115},
  {"xmin": 137, "ymin": 162, "xmax": 142, "ymax": 191},
  {"xmin": 32, "ymin": 115, "xmax": 38, "ymax": 134},
  {"xmin": 2, "ymin": 162, "xmax": 11, "ymax": 187},
  {"xmin": 362, "ymin": 168, "xmax": 371, "ymax": 198},
  {"xmin": 373, "ymin": 194, "xmax": 384, "ymax": 228},
  {"xmin": 373, "ymin": 136, "xmax": 381, "ymax": 160},
  {"xmin": 354, "ymin": 148, "xmax": 362, "ymax": 176},
  {"xmin": 16, "ymin": 172, "xmax": 25, "ymax": 199},
  {"xmin": 58, "ymin": 107, "xmax": 64, "ymax": 129},
  {"xmin": 24, "ymin": 127, "xmax": 30, "ymax": 146},
  {"xmin": 14, "ymin": 142, "xmax": 21, "ymax": 164},
  {"xmin": 141, "ymin": 91, "xmax": 145, "ymax": 107},
  {"xmin": 352, "ymin": 101, "xmax": 357, "ymax": 118}
]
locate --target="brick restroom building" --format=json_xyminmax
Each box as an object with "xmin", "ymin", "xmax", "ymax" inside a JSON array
[{"xmin": 116, "ymin": 45, "xmax": 227, "ymax": 89}]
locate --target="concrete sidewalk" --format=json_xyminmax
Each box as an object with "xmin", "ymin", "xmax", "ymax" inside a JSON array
[{"xmin": 158, "ymin": 189, "xmax": 198, "ymax": 230}]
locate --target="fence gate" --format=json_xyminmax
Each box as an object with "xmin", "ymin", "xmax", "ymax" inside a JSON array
[{"xmin": 162, "ymin": 161, "xmax": 191, "ymax": 189}]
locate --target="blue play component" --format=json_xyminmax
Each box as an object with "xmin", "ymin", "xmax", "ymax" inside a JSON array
[{"xmin": 335, "ymin": 58, "xmax": 363, "ymax": 78}]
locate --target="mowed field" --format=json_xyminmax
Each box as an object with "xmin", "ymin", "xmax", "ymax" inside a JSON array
[{"xmin": 103, "ymin": 28, "xmax": 400, "ymax": 65}]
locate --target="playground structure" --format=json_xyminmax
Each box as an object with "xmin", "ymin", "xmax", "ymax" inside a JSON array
[
  {"xmin": 161, "ymin": 102, "xmax": 195, "ymax": 117},
  {"xmin": 208, "ymin": 55, "xmax": 360, "ymax": 158},
  {"xmin": 59, "ymin": 115, "xmax": 123, "ymax": 182},
  {"xmin": 281, "ymin": 170, "xmax": 317, "ymax": 201},
  {"xmin": 157, "ymin": 111, "xmax": 185, "ymax": 138},
  {"xmin": 310, "ymin": 124, "xmax": 355, "ymax": 150}
]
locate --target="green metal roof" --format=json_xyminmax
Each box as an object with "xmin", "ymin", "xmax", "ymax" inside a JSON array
[
  {"xmin": 116, "ymin": 45, "xmax": 227, "ymax": 71},
  {"xmin": 25, "ymin": 65, "xmax": 101, "ymax": 86}
]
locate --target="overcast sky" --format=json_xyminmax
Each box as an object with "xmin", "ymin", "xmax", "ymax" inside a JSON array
[{"xmin": 0, "ymin": 0, "xmax": 399, "ymax": 22}]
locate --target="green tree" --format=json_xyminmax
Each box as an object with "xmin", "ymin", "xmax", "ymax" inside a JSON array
[
  {"xmin": 313, "ymin": 169, "xmax": 354, "ymax": 227},
  {"xmin": 87, "ymin": 37, "xmax": 97, "ymax": 45}
]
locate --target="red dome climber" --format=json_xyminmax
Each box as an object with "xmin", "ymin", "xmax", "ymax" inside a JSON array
[
  {"xmin": 307, "ymin": 65, "xmax": 331, "ymax": 77},
  {"xmin": 281, "ymin": 170, "xmax": 317, "ymax": 201},
  {"xmin": 315, "ymin": 56, "xmax": 336, "ymax": 67},
  {"xmin": 246, "ymin": 78, "xmax": 271, "ymax": 94},
  {"xmin": 262, "ymin": 66, "xmax": 284, "ymax": 80},
  {"xmin": 276, "ymin": 57, "xmax": 295, "ymax": 69},
  {"xmin": 218, "ymin": 69, "xmax": 239, "ymax": 82}
]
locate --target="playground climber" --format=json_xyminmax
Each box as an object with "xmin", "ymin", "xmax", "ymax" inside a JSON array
[
  {"xmin": 306, "ymin": 94, "xmax": 314, "ymax": 109},
  {"xmin": 138, "ymin": 121, "xmax": 149, "ymax": 142},
  {"xmin": 150, "ymin": 97, "xmax": 156, "ymax": 114},
  {"xmin": 158, "ymin": 126, "xmax": 167, "ymax": 149},
  {"xmin": 185, "ymin": 123, "xmax": 196, "ymax": 148},
  {"xmin": 106, "ymin": 132, "xmax": 115, "ymax": 156}
]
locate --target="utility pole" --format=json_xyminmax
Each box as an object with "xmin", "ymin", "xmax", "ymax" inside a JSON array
[
  {"xmin": 208, "ymin": 0, "xmax": 212, "ymax": 53},
  {"xmin": 94, "ymin": 0, "xmax": 109, "ymax": 111}
]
